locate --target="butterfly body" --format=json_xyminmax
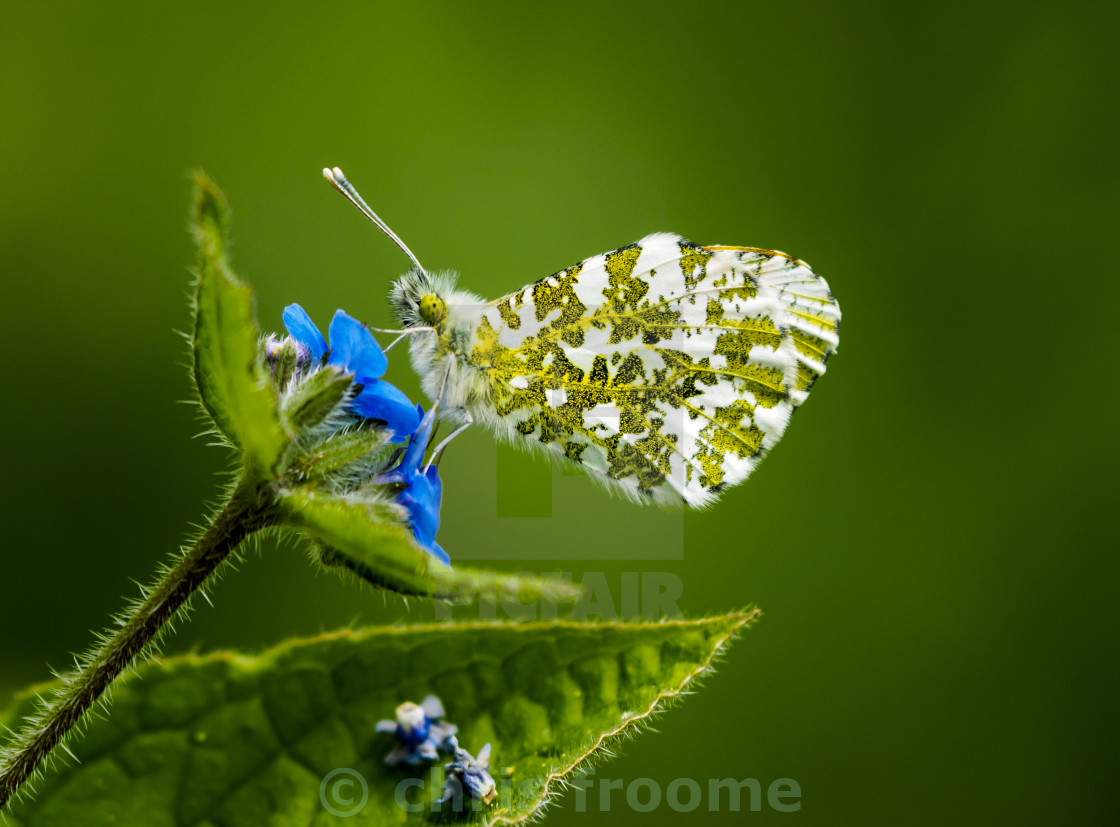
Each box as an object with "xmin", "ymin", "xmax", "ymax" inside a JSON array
[{"xmin": 389, "ymin": 232, "xmax": 840, "ymax": 508}]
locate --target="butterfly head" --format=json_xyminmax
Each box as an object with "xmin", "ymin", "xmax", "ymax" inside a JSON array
[
  {"xmin": 418, "ymin": 294, "xmax": 447, "ymax": 327},
  {"xmin": 390, "ymin": 266, "xmax": 446, "ymax": 330}
]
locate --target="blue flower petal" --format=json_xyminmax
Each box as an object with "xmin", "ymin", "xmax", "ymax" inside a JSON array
[
  {"xmin": 403, "ymin": 476, "xmax": 439, "ymax": 547},
  {"xmin": 399, "ymin": 465, "xmax": 443, "ymax": 559},
  {"xmin": 352, "ymin": 380, "xmax": 422, "ymax": 437},
  {"xmin": 423, "ymin": 464, "xmax": 442, "ymax": 503},
  {"xmin": 397, "ymin": 491, "xmax": 428, "ymax": 539},
  {"xmin": 399, "ymin": 406, "xmax": 435, "ymax": 476},
  {"xmin": 427, "ymin": 542, "xmax": 450, "ymax": 566},
  {"xmin": 282, "ymin": 304, "xmax": 328, "ymax": 360},
  {"xmin": 326, "ymin": 310, "xmax": 387, "ymax": 381}
]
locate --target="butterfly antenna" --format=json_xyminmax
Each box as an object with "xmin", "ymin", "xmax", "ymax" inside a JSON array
[{"xmin": 322, "ymin": 166, "xmax": 425, "ymax": 273}]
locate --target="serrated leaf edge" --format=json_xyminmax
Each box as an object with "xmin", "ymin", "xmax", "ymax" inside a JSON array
[{"xmin": 483, "ymin": 607, "xmax": 761, "ymax": 826}]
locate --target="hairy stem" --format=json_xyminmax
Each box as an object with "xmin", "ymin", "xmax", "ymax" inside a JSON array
[{"xmin": 0, "ymin": 478, "xmax": 275, "ymax": 809}]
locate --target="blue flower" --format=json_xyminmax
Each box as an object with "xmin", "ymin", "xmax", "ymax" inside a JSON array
[
  {"xmin": 281, "ymin": 304, "xmax": 420, "ymax": 439},
  {"xmin": 439, "ymin": 737, "xmax": 496, "ymax": 806},
  {"xmin": 380, "ymin": 408, "xmax": 449, "ymax": 565},
  {"xmin": 399, "ymin": 468, "xmax": 446, "ymax": 564},
  {"xmin": 375, "ymin": 694, "xmax": 458, "ymax": 766}
]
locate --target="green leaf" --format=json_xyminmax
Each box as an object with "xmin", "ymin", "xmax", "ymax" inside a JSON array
[
  {"xmin": 278, "ymin": 489, "xmax": 581, "ymax": 604},
  {"xmin": 190, "ymin": 171, "xmax": 288, "ymax": 474},
  {"xmin": 2, "ymin": 611, "xmax": 758, "ymax": 826},
  {"xmin": 286, "ymin": 428, "xmax": 393, "ymax": 482},
  {"xmin": 282, "ymin": 367, "xmax": 354, "ymax": 432}
]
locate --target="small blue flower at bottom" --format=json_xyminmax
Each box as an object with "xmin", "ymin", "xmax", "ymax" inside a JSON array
[
  {"xmin": 379, "ymin": 407, "xmax": 449, "ymax": 565},
  {"xmin": 281, "ymin": 304, "xmax": 420, "ymax": 440},
  {"xmin": 375, "ymin": 695, "xmax": 458, "ymax": 766},
  {"xmin": 438, "ymin": 737, "xmax": 497, "ymax": 806}
]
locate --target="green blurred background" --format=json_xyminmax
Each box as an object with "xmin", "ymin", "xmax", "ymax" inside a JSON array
[{"xmin": 2, "ymin": 0, "xmax": 1117, "ymax": 823}]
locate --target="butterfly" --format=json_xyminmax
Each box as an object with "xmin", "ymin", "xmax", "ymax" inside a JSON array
[{"xmin": 324, "ymin": 168, "xmax": 840, "ymax": 508}]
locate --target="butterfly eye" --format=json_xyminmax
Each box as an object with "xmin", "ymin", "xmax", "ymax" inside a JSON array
[{"xmin": 418, "ymin": 295, "xmax": 447, "ymax": 326}]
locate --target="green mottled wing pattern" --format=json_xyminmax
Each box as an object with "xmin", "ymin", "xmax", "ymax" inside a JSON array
[{"xmin": 465, "ymin": 233, "xmax": 840, "ymax": 507}]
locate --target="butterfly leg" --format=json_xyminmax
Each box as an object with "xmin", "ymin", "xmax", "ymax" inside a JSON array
[
  {"xmin": 424, "ymin": 413, "xmax": 473, "ymax": 471},
  {"xmin": 381, "ymin": 326, "xmax": 435, "ymax": 352}
]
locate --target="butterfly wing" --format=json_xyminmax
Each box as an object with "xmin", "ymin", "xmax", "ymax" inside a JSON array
[{"xmin": 465, "ymin": 233, "xmax": 840, "ymax": 507}]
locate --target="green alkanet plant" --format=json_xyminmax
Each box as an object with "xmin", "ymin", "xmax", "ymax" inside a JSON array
[
  {"xmin": 279, "ymin": 303, "xmax": 421, "ymax": 438},
  {"xmin": 0, "ymin": 173, "xmax": 758, "ymax": 825}
]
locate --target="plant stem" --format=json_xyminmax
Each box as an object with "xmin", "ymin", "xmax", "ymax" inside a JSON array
[{"xmin": 0, "ymin": 478, "xmax": 275, "ymax": 809}]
